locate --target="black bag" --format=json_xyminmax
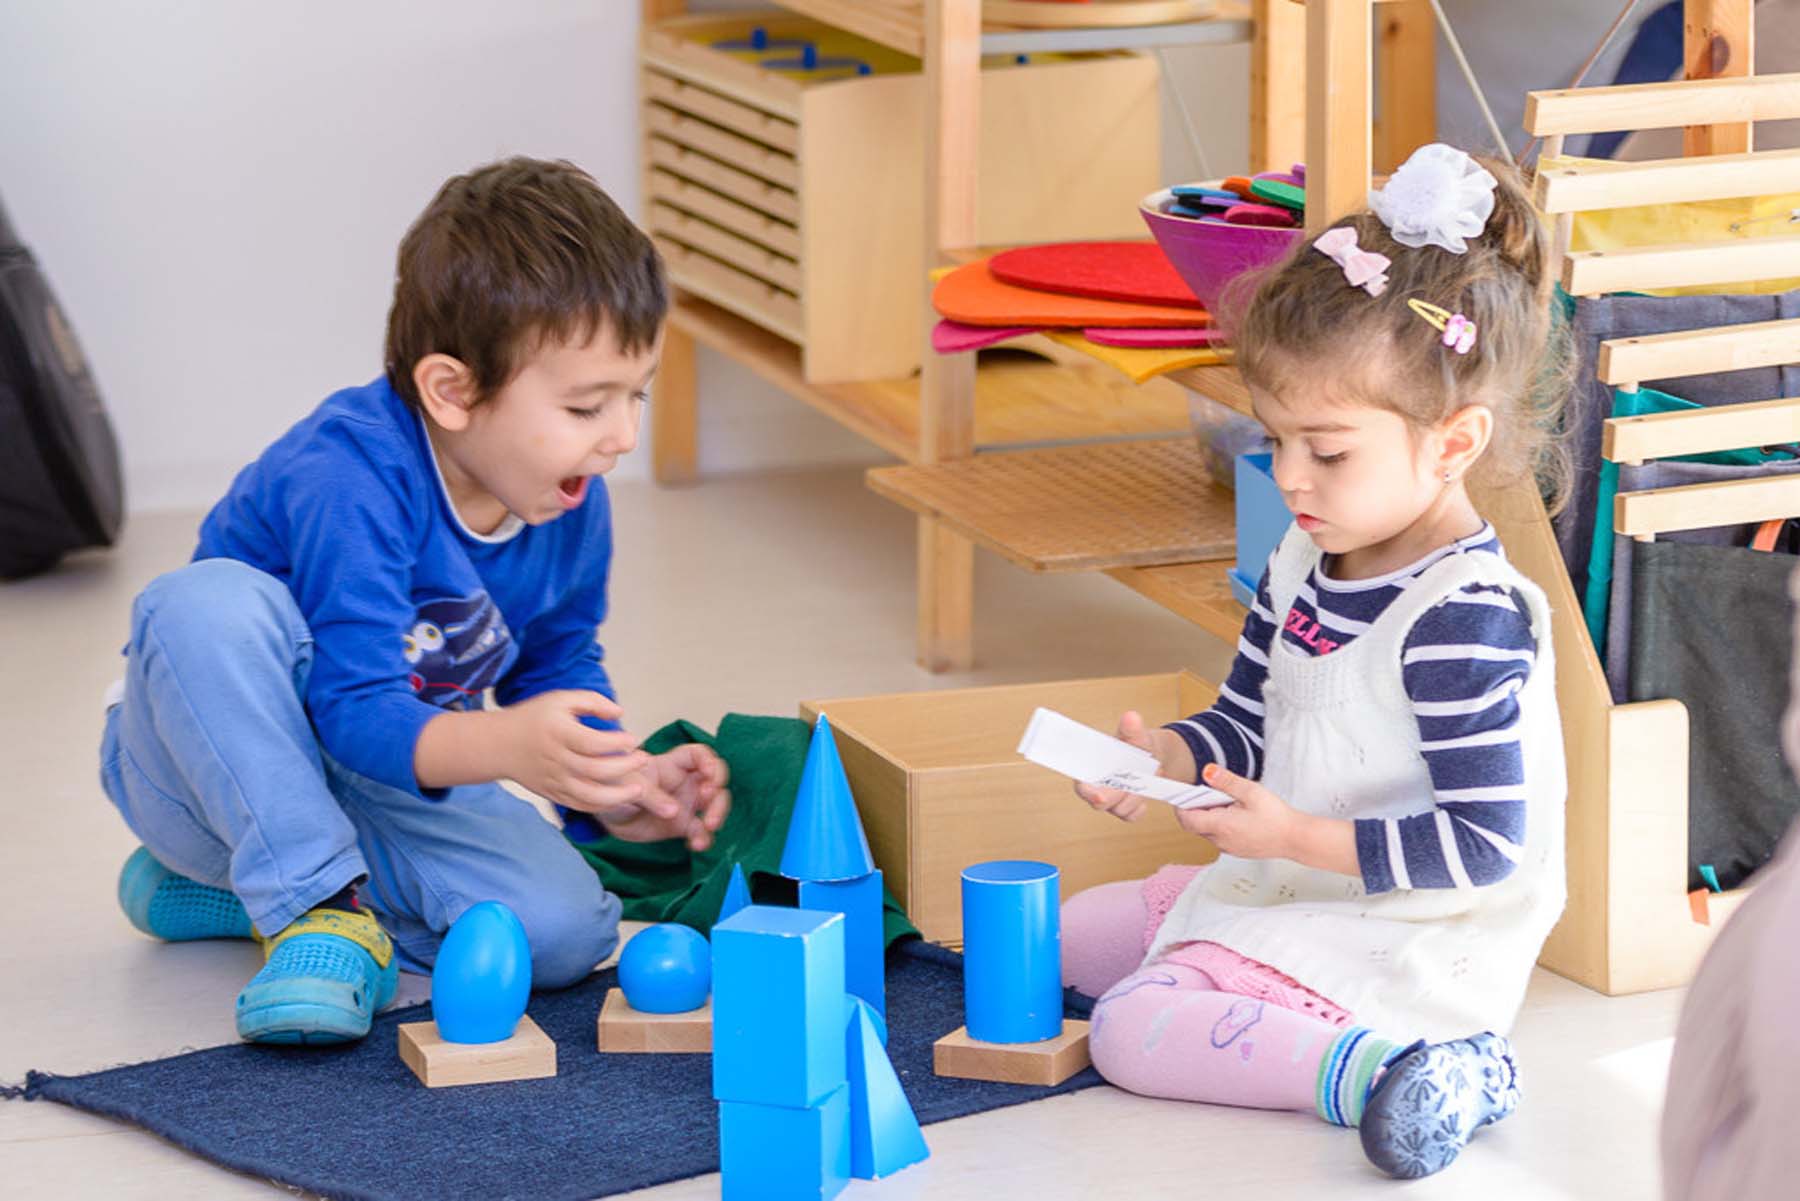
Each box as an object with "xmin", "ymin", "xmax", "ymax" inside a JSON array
[
  {"xmin": 0, "ymin": 194, "xmax": 124, "ymax": 578},
  {"xmin": 1628, "ymin": 534, "xmax": 1800, "ymax": 891}
]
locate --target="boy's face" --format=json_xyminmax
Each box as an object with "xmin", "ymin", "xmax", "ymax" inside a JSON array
[{"xmin": 431, "ymin": 323, "xmax": 659, "ymax": 530}]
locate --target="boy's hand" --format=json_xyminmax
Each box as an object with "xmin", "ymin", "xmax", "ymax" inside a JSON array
[
  {"xmin": 597, "ymin": 745, "xmax": 732, "ymax": 852},
  {"xmin": 1176, "ymin": 763, "xmax": 1303, "ymax": 860},
  {"xmin": 1073, "ymin": 710, "xmax": 1197, "ymax": 822},
  {"xmin": 502, "ymin": 690, "xmax": 650, "ymax": 814}
]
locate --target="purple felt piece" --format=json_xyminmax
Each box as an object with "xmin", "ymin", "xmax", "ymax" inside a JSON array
[
  {"xmin": 1083, "ymin": 326, "xmax": 1226, "ymax": 349},
  {"xmin": 932, "ymin": 319, "xmax": 1038, "ymax": 354}
]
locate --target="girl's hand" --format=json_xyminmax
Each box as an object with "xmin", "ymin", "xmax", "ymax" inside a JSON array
[
  {"xmin": 1176, "ymin": 763, "xmax": 1306, "ymax": 859},
  {"xmin": 1073, "ymin": 711, "xmax": 1195, "ymax": 822}
]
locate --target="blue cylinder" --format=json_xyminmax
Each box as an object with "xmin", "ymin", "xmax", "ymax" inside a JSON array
[{"xmin": 961, "ymin": 860, "xmax": 1062, "ymax": 1044}]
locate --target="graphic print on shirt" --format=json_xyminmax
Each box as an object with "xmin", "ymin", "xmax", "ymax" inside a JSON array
[{"xmin": 402, "ymin": 592, "xmax": 513, "ymax": 708}]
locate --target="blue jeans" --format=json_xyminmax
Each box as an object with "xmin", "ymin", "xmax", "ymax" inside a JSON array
[{"xmin": 99, "ymin": 558, "xmax": 621, "ymax": 986}]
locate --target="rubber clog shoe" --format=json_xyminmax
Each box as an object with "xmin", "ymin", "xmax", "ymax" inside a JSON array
[
  {"xmin": 235, "ymin": 907, "xmax": 398, "ymax": 1045},
  {"xmin": 117, "ymin": 847, "xmax": 253, "ymax": 941},
  {"xmin": 1359, "ymin": 1032, "xmax": 1520, "ymax": 1179}
]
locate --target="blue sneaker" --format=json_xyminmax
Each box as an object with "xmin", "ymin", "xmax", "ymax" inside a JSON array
[
  {"xmin": 118, "ymin": 847, "xmax": 253, "ymax": 941},
  {"xmin": 1358, "ymin": 1031, "xmax": 1520, "ymax": 1179},
  {"xmin": 236, "ymin": 907, "xmax": 398, "ymax": 1045}
]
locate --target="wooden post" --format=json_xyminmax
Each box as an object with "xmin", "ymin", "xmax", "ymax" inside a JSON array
[
  {"xmin": 650, "ymin": 319, "xmax": 698, "ymax": 483},
  {"xmin": 1683, "ymin": 0, "xmax": 1755, "ymax": 155},
  {"xmin": 1252, "ymin": 0, "xmax": 1308, "ymax": 174},
  {"xmin": 916, "ymin": 0, "xmax": 981, "ymax": 672},
  {"xmin": 1373, "ymin": 0, "xmax": 1435, "ymax": 173},
  {"xmin": 1305, "ymin": 0, "xmax": 1374, "ymax": 232}
]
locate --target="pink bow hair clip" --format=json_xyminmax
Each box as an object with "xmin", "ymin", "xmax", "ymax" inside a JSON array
[
  {"xmin": 1313, "ymin": 227, "xmax": 1390, "ymax": 296},
  {"xmin": 1407, "ymin": 299, "xmax": 1478, "ymax": 354}
]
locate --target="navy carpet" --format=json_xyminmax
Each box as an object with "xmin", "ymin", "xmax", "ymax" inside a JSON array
[{"xmin": 16, "ymin": 941, "xmax": 1101, "ymax": 1201}]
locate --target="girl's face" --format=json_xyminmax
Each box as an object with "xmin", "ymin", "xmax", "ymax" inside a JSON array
[{"xmin": 1250, "ymin": 385, "xmax": 1481, "ymax": 579}]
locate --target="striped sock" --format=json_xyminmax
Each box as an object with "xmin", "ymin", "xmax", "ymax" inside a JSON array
[{"xmin": 1315, "ymin": 1027, "xmax": 1410, "ymax": 1127}]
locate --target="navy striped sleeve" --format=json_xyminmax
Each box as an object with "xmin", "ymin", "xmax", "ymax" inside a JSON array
[
  {"xmin": 1356, "ymin": 583, "xmax": 1536, "ymax": 894},
  {"xmin": 1164, "ymin": 566, "xmax": 1272, "ymax": 780}
]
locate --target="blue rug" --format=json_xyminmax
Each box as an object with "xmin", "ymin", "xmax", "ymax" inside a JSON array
[{"xmin": 13, "ymin": 941, "xmax": 1101, "ymax": 1201}]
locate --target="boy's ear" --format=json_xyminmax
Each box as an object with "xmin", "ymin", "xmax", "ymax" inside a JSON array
[
  {"xmin": 412, "ymin": 354, "xmax": 477, "ymax": 431},
  {"xmin": 1437, "ymin": 403, "xmax": 1493, "ymax": 481}
]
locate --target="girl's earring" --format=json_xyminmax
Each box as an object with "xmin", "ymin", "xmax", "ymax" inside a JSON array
[{"xmin": 1441, "ymin": 469, "xmax": 1453, "ymax": 483}]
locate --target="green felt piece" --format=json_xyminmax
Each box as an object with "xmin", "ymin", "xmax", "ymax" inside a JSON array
[{"xmin": 1248, "ymin": 178, "xmax": 1306, "ymax": 211}]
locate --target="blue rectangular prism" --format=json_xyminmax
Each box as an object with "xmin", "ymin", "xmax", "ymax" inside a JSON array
[
  {"xmin": 720, "ymin": 1084, "xmax": 851, "ymax": 1201},
  {"xmin": 799, "ymin": 871, "xmax": 886, "ymax": 1018},
  {"xmin": 1234, "ymin": 451, "xmax": 1292, "ymax": 604},
  {"xmin": 712, "ymin": 905, "xmax": 847, "ymax": 1107}
]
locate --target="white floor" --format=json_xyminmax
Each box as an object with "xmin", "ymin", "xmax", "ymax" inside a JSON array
[{"xmin": 1, "ymin": 469, "xmax": 1680, "ymax": 1199}]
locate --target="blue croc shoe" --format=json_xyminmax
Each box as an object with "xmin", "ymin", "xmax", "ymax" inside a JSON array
[
  {"xmin": 236, "ymin": 907, "xmax": 398, "ymax": 1045},
  {"xmin": 118, "ymin": 847, "xmax": 253, "ymax": 941},
  {"xmin": 1359, "ymin": 1031, "xmax": 1520, "ymax": 1180}
]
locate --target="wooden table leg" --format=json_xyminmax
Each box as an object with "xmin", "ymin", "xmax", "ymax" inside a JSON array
[{"xmin": 651, "ymin": 316, "xmax": 698, "ymax": 485}]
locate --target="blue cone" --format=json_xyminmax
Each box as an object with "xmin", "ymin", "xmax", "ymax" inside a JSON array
[
  {"xmin": 715, "ymin": 863, "xmax": 753, "ymax": 929},
  {"xmin": 779, "ymin": 715, "xmax": 875, "ymax": 882},
  {"xmin": 845, "ymin": 997, "xmax": 928, "ymax": 1179}
]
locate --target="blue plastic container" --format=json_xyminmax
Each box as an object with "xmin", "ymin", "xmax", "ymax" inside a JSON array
[
  {"xmin": 1231, "ymin": 451, "xmax": 1293, "ymax": 608},
  {"xmin": 960, "ymin": 860, "xmax": 1061, "ymax": 1044}
]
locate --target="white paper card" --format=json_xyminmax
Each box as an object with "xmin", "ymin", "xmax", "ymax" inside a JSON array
[{"xmin": 1016, "ymin": 707, "xmax": 1232, "ymax": 810}]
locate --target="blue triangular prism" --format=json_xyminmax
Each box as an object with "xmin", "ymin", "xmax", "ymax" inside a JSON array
[
  {"xmin": 779, "ymin": 715, "xmax": 875, "ymax": 881},
  {"xmin": 845, "ymin": 998, "xmax": 928, "ymax": 1179},
  {"xmin": 714, "ymin": 863, "xmax": 752, "ymax": 929}
]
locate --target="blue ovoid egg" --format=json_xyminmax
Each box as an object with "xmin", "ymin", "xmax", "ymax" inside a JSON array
[
  {"xmin": 617, "ymin": 923, "xmax": 711, "ymax": 1013},
  {"xmin": 432, "ymin": 900, "xmax": 532, "ymax": 1044}
]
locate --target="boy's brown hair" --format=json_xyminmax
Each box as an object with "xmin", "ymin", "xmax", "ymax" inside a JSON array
[
  {"xmin": 384, "ymin": 157, "xmax": 667, "ymax": 409},
  {"xmin": 1229, "ymin": 155, "xmax": 1572, "ymax": 513}
]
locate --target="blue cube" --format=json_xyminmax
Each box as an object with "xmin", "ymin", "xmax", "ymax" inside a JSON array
[
  {"xmin": 713, "ymin": 905, "xmax": 846, "ymax": 1107},
  {"xmin": 720, "ymin": 1084, "xmax": 851, "ymax": 1201},
  {"xmin": 1232, "ymin": 451, "xmax": 1292, "ymax": 608},
  {"xmin": 799, "ymin": 871, "xmax": 886, "ymax": 1019}
]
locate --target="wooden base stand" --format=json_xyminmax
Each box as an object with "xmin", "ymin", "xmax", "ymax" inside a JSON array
[
  {"xmin": 397, "ymin": 1015, "xmax": 556, "ymax": 1087},
  {"xmin": 596, "ymin": 987, "xmax": 713, "ymax": 1053},
  {"xmin": 932, "ymin": 1020, "xmax": 1091, "ymax": 1086}
]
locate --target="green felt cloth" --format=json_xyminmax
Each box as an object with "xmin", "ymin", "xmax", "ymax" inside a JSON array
[{"xmin": 567, "ymin": 714, "xmax": 918, "ymax": 947}]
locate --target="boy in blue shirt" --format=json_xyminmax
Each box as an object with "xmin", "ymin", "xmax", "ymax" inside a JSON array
[{"xmin": 101, "ymin": 157, "xmax": 730, "ymax": 1045}]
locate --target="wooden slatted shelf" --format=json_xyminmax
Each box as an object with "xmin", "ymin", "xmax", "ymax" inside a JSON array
[
  {"xmin": 669, "ymin": 295, "xmax": 1193, "ymax": 463},
  {"xmin": 762, "ymin": 0, "xmax": 1254, "ymax": 57},
  {"xmin": 867, "ymin": 438, "xmax": 1236, "ymax": 572}
]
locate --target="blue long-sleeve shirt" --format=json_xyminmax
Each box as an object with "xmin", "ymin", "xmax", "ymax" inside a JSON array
[
  {"xmin": 1165, "ymin": 525, "xmax": 1536, "ymax": 894},
  {"xmin": 193, "ymin": 376, "xmax": 615, "ymax": 798}
]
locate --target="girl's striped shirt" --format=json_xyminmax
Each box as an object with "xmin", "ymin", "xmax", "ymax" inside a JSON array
[{"xmin": 1165, "ymin": 524, "xmax": 1536, "ymax": 894}]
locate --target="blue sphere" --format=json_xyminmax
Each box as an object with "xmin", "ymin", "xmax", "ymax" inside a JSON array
[
  {"xmin": 432, "ymin": 900, "xmax": 532, "ymax": 1044},
  {"xmin": 618, "ymin": 923, "xmax": 711, "ymax": 1013}
]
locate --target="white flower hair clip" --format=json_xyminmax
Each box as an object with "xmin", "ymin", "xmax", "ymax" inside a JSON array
[
  {"xmin": 1408, "ymin": 299, "xmax": 1477, "ymax": 354},
  {"xmin": 1313, "ymin": 227, "xmax": 1390, "ymax": 296},
  {"xmin": 1368, "ymin": 143, "xmax": 1497, "ymax": 254}
]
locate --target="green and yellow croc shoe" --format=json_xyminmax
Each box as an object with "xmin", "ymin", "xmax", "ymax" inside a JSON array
[{"xmin": 236, "ymin": 906, "xmax": 399, "ymax": 1045}]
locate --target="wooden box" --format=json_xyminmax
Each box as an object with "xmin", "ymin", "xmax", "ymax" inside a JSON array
[
  {"xmin": 641, "ymin": 11, "xmax": 1160, "ymax": 383},
  {"xmin": 800, "ymin": 671, "xmax": 1219, "ymax": 944}
]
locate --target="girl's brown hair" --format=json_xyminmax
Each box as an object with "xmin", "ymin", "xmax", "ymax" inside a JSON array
[
  {"xmin": 384, "ymin": 157, "xmax": 667, "ymax": 410},
  {"xmin": 1229, "ymin": 155, "xmax": 1571, "ymax": 513}
]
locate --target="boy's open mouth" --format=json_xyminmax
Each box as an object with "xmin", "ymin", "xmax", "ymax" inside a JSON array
[{"xmin": 558, "ymin": 475, "xmax": 590, "ymax": 507}]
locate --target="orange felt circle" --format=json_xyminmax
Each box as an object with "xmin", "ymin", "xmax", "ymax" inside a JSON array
[
  {"xmin": 933, "ymin": 261, "xmax": 1211, "ymax": 328},
  {"xmin": 988, "ymin": 242, "xmax": 1205, "ymax": 309}
]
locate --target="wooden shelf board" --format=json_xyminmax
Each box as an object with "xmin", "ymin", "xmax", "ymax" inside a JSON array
[
  {"xmin": 1106, "ymin": 561, "xmax": 1247, "ymax": 644},
  {"xmin": 669, "ymin": 294, "xmax": 1190, "ymax": 461},
  {"xmin": 867, "ymin": 438, "xmax": 1235, "ymax": 572},
  {"xmin": 763, "ymin": 0, "xmax": 1253, "ymax": 58}
]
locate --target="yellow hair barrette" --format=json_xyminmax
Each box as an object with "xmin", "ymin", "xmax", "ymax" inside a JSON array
[{"xmin": 1407, "ymin": 299, "xmax": 1476, "ymax": 354}]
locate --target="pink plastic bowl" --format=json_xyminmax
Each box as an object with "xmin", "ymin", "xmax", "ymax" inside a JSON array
[{"xmin": 1140, "ymin": 186, "xmax": 1303, "ymax": 311}]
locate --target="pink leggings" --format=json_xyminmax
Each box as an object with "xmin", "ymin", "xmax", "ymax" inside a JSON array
[{"xmin": 1064, "ymin": 876, "xmax": 1356, "ymax": 1112}]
